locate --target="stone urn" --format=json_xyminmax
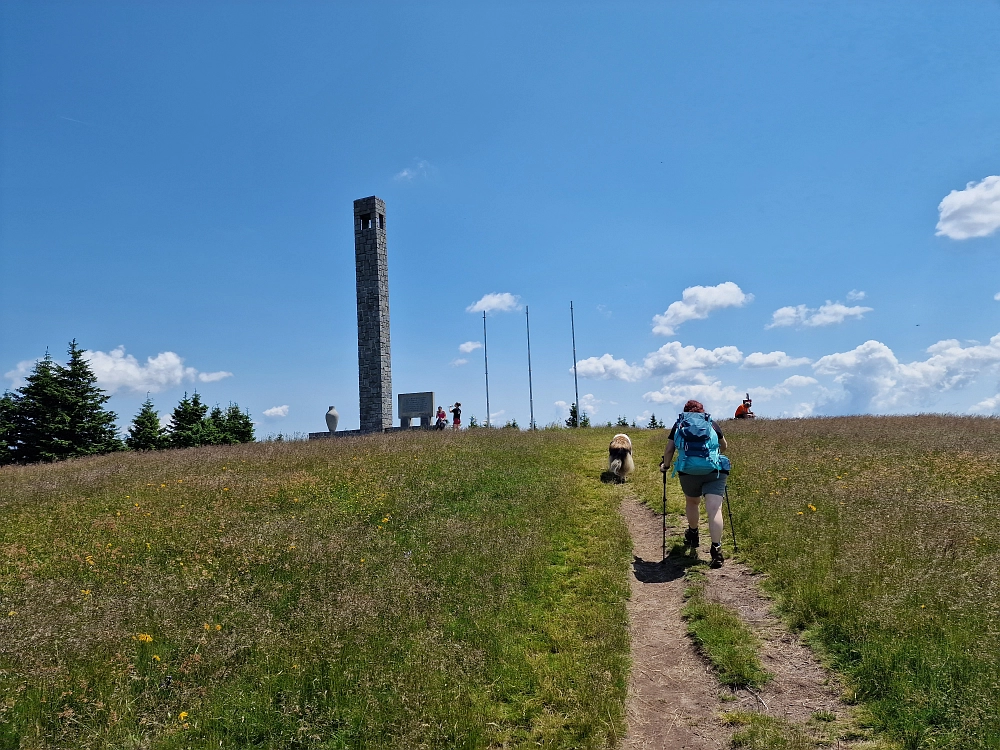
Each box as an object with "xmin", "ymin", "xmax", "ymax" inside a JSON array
[{"xmin": 325, "ymin": 406, "xmax": 340, "ymax": 433}]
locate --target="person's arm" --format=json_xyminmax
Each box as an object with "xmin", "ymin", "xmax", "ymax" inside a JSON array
[
  {"xmin": 660, "ymin": 439, "xmax": 675, "ymax": 473},
  {"xmin": 714, "ymin": 421, "xmax": 728, "ymax": 452}
]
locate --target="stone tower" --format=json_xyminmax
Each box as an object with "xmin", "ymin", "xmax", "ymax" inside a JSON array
[{"xmin": 354, "ymin": 196, "xmax": 392, "ymax": 432}]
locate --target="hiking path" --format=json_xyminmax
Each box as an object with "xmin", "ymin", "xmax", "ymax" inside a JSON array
[{"xmin": 618, "ymin": 492, "xmax": 863, "ymax": 749}]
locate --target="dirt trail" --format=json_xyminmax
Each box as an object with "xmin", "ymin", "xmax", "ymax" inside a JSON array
[{"xmin": 620, "ymin": 495, "xmax": 857, "ymax": 749}]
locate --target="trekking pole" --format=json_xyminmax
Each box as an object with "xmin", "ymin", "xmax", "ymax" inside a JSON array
[
  {"xmin": 724, "ymin": 486, "xmax": 738, "ymax": 552},
  {"xmin": 662, "ymin": 469, "xmax": 667, "ymax": 562}
]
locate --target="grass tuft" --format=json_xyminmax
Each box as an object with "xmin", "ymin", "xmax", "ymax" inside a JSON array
[
  {"xmin": 724, "ymin": 712, "xmax": 814, "ymax": 750},
  {"xmin": 682, "ymin": 573, "xmax": 770, "ymax": 688}
]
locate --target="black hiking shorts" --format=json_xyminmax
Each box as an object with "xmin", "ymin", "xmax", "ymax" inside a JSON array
[{"xmin": 677, "ymin": 471, "xmax": 728, "ymax": 498}]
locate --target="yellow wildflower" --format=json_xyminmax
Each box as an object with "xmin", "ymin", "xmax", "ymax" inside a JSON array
[
  {"xmin": 80, "ymin": 589, "xmax": 91, "ymax": 596},
  {"xmin": 8, "ymin": 611, "xmax": 16, "ymax": 617},
  {"xmin": 797, "ymin": 511, "xmax": 804, "ymax": 516},
  {"xmin": 135, "ymin": 633, "xmax": 153, "ymax": 643},
  {"xmin": 215, "ymin": 624, "xmax": 221, "ymax": 631},
  {"xmin": 179, "ymin": 711, "xmax": 188, "ymax": 721},
  {"xmin": 152, "ymin": 654, "xmax": 161, "ymax": 662},
  {"xmin": 204, "ymin": 623, "xmax": 210, "ymax": 631},
  {"xmin": 808, "ymin": 504, "xmax": 817, "ymax": 512}
]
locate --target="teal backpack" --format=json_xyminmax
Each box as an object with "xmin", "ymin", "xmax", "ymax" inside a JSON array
[{"xmin": 671, "ymin": 412, "xmax": 725, "ymax": 476}]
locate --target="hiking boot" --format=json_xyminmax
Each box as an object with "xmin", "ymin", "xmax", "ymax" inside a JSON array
[
  {"xmin": 683, "ymin": 527, "xmax": 699, "ymax": 550},
  {"xmin": 710, "ymin": 543, "xmax": 725, "ymax": 568}
]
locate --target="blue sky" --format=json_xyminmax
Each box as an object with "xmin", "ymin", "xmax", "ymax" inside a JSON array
[{"xmin": 2, "ymin": 2, "xmax": 999, "ymax": 434}]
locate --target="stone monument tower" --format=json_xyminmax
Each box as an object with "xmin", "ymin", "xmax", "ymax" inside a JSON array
[{"xmin": 354, "ymin": 196, "xmax": 392, "ymax": 432}]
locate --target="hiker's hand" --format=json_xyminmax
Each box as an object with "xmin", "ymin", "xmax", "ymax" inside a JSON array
[{"xmin": 659, "ymin": 461, "xmax": 666, "ymax": 473}]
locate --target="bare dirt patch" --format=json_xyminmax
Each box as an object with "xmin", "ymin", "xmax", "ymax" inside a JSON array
[{"xmin": 619, "ymin": 494, "xmax": 860, "ymax": 749}]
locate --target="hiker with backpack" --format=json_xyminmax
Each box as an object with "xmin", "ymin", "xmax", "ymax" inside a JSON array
[{"xmin": 659, "ymin": 399, "xmax": 731, "ymax": 568}]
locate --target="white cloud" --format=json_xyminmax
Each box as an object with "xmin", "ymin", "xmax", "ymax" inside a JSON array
[
  {"xmin": 5, "ymin": 347, "xmax": 232, "ymax": 394},
  {"xmin": 652, "ymin": 282, "xmax": 753, "ymax": 335},
  {"xmin": 812, "ymin": 334, "xmax": 1000, "ymax": 412},
  {"xmin": 643, "ymin": 375, "xmax": 744, "ymax": 411},
  {"xmin": 466, "ymin": 292, "xmax": 521, "ymax": 314},
  {"xmin": 83, "ymin": 347, "xmax": 232, "ymax": 394},
  {"xmin": 781, "ymin": 375, "xmax": 819, "ymax": 388},
  {"xmin": 767, "ymin": 301, "xmax": 873, "ymax": 328},
  {"xmin": 994, "ymin": 292, "xmax": 1000, "ymax": 302},
  {"xmin": 576, "ymin": 342, "xmax": 742, "ymax": 382},
  {"xmin": 450, "ymin": 358, "xmax": 468, "ymax": 367},
  {"xmin": 847, "ymin": 290, "xmax": 866, "ymax": 301},
  {"xmin": 158, "ymin": 412, "xmax": 172, "ymax": 429},
  {"xmin": 643, "ymin": 342, "xmax": 742, "ymax": 374},
  {"xmin": 971, "ymin": 393, "xmax": 1000, "ymax": 413},
  {"xmin": 458, "ymin": 341, "xmax": 482, "ymax": 353},
  {"xmin": 394, "ymin": 159, "xmax": 431, "ymax": 182},
  {"xmin": 3, "ymin": 360, "xmax": 34, "ymax": 388},
  {"xmin": 742, "ymin": 350, "xmax": 812, "ymax": 369},
  {"xmin": 936, "ymin": 175, "xmax": 1000, "ymax": 240},
  {"xmin": 263, "ymin": 405, "xmax": 289, "ymax": 418},
  {"xmin": 575, "ymin": 354, "xmax": 646, "ymax": 382}
]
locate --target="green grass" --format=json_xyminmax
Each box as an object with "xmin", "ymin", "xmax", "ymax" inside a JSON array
[
  {"xmin": 635, "ymin": 416, "xmax": 1000, "ymax": 750},
  {"xmin": 682, "ymin": 572, "xmax": 770, "ymax": 688},
  {"xmin": 0, "ymin": 428, "xmax": 631, "ymax": 749},
  {"xmin": 724, "ymin": 712, "xmax": 815, "ymax": 750}
]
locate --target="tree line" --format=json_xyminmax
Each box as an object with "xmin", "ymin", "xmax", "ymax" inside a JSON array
[{"xmin": 1, "ymin": 341, "xmax": 254, "ymax": 465}]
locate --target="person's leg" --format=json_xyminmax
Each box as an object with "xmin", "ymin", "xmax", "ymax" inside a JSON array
[
  {"xmin": 685, "ymin": 496, "xmax": 701, "ymax": 530},
  {"xmin": 704, "ymin": 494, "xmax": 724, "ymax": 545}
]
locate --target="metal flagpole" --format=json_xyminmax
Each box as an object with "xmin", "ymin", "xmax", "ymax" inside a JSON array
[
  {"xmin": 483, "ymin": 311, "xmax": 491, "ymax": 428},
  {"xmin": 570, "ymin": 301, "xmax": 580, "ymax": 428},
  {"xmin": 526, "ymin": 306, "xmax": 535, "ymax": 430}
]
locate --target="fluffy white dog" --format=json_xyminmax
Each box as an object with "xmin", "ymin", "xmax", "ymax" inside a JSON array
[{"xmin": 608, "ymin": 433, "xmax": 635, "ymax": 481}]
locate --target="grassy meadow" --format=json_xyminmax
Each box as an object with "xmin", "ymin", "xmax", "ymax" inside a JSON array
[
  {"xmin": 0, "ymin": 429, "xmax": 631, "ymax": 749},
  {"xmin": 630, "ymin": 416, "xmax": 1000, "ymax": 750}
]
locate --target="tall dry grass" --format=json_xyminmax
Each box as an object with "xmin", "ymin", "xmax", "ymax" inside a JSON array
[{"xmin": 0, "ymin": 429, "xmax": 630, "ymax": 749}]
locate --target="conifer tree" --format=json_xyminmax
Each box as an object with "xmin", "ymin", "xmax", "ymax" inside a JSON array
[
  {"xmin": 55, "ymin": 340, "xmax": 124, "ymax": 457},
  {"xmin": 8, "ymin": 352, "xmax": 69, "ymax": 463},
  {"xmin": 126, "ymin": 396, "xmax": 166, "ymax": 451},
  {"xmin": 203, "ymin": 406, "xmax": 226, "ymax": 446},
  {"xmin": 0, "ymin": 392, "xmax": 16, "ymax": 465},
  {"xmin": 647, "ymin": 413, "xmax": 662, "ymax": 429},
  {"xmin": 221, "ymin": 404, "xmax": 254, "ymax": 444},
  {"xmin": 167, "ymin": 392, "xmax": 209, "ymax": 448}
]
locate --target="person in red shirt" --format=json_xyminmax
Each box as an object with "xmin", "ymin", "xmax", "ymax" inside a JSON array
[{"xmin": 734, "ymin": 395, "xmax": 755, "ymax": 419}]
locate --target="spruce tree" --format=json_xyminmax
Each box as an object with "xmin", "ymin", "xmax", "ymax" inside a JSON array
[
  {"xmin": 55, "ymin": 340, "xmax": 123, "ymax": 457},
  {"xmin": 167, "ymin": 392, "xmax": 209, "ymax": 448},
  {"xmin": 0, "ymin": 392, "xmax": 16, "ymax": 465},
  {"xmin": 203, "ymin": 406, "xmax": 226, "ymax": 446},
  {"xmin": 221, "ymin": 404, "xmax": 254, "ymax": 444},
  {"xmin": 9, "ymin": 352, "xmax": 70, "ymax": 463},
  {"xmin": 127, "ymin": 397, "xmax": 166, "ymax": 451}
]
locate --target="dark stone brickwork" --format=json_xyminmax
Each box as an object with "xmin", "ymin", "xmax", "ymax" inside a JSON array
[{"xmin": 354, "ymin": 196, "xmax": 392, "ymax": 432}]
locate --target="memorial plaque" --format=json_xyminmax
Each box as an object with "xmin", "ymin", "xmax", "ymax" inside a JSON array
[{"xmin": 398, "ymin": 392, "xmax": 434, "ymax": 428}]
